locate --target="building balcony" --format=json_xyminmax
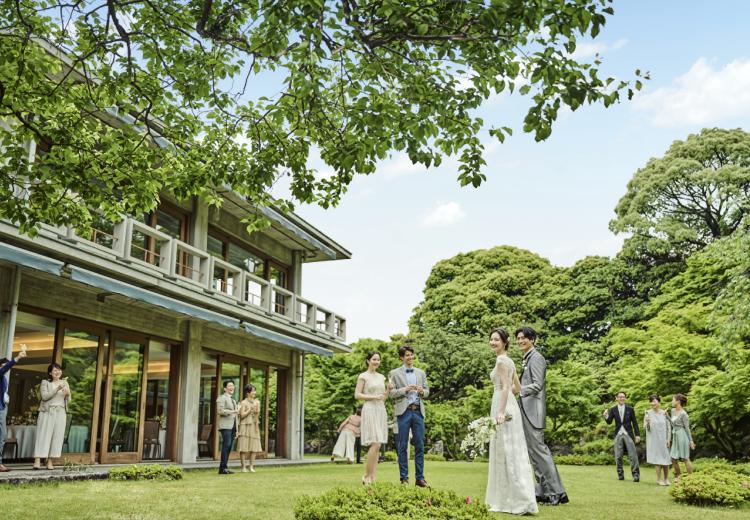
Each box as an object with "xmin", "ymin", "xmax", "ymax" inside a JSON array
[{"xmin": 0, "ymin": 215, "xmax": 346, "ymax": 345}]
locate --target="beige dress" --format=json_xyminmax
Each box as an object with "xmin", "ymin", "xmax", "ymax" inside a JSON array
[
  {"xmin": 34, "ymin": 380, "xmax": 70, "ymax": 458},
  {"xmin": 237, "ymin": 398, "xmax": 262, "ymax": 453},
  {"xmin": 358, "ymin": 372, "xmax": 388, "ymax": 446}
]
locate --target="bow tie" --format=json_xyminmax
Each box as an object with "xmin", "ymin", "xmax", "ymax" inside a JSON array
[{"xmin": 405, "ymin": 368, "xmax": 414, "ymax": 373}]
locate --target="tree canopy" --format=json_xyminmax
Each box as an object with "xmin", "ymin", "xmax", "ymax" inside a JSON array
[{"xmin": 1, "ymin": 0, "xmax": 643, "ymax": 232}]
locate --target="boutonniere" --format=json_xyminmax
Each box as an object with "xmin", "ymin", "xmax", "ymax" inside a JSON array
[{"xmin": 522, "ymin": 359, "xmax": 527, "ymax": 370}]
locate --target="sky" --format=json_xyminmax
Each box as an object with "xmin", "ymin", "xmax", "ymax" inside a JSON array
[{"xmin": 294, "ymin": 0, "xmax": 750, "ymax": 343}]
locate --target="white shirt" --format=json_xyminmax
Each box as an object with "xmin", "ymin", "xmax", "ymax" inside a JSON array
[{"xmin": 617, "ymin": 404, "xmax": 628, "ymax": 436}]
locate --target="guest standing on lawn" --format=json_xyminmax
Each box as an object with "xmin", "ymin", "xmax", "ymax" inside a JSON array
[
  {"xmin": 237, "ymin": 384, "xmax": 263, "ymax": 473},
  {"xmin": 603, "ymin": 390, "xmax": 641, "ymax": 482},
  {"xmin": 644, "ymin": 394, "xmax": 672, "ymax": 486},
  {"xmin": 389, "ymin": 345, "xmax": 429, "ymax": 487},
  {"xmin": 217, "ymin": 380, "xmax": 238, "ymax": 474},
  {"xmin": 33, "ymin": 363, "xmax": 70, "ymax": 470},
  {"xmin": 0, "ymin": 347, "xmax": 28, "ymax": 472},
  {"xmin": 670, "ymin": 393, "xmax": 695, "ymax": 479},
  {"xmin": 331, "ymin": 409, "xmax": 361, "ymax": 463},
  {"xmin": 355, "ymin": 351, "xmax": 389, "ymax": 485}
]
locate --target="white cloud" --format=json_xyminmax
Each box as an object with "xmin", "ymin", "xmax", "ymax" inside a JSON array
[
  {"xmin": 380, "ymin": 154, "xmax": 428, "ymax": 178},
  {"xmin": 420, "ymin": 202, "xmax": 466, "ymax": 228},
  {"xmin": 634, "ymin": 58, "xmax": 750, "ymax": 128},
  {"xmin": 570, "ymin": 38, "xmax": 628, "ymax": 60}
]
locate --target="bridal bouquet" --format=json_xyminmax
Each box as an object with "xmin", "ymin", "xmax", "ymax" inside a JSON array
[{"xmin": 460, "ymin": 413, "xmax": 514, "ymax": 459}]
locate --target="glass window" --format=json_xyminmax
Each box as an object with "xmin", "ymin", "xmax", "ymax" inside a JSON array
[
  {"xmin": 248, "ymin": 366, "xmax": 267, "ymax": 453},
  {"xmin": 9, "ymin": 312, "xmax": 56, "ymax": 460},
  {"xmin": 90, "ymin": 214, "xmax": 116, "ymax": 249},
  {"xmin": 228, "ymin": 243, "xmax": 265, "ymax": 277},
  {"xmin": 198, "ymin": 354, "xmax": 217, "ymax": 458},
  {"xmin": 108, "ymin": 338, "xmax": 145, "ymax": 453},
  {"xmin": 144, "ymin": 341, "xmax": 171, "ymax": 459},
  {"xmin": 61, "ymin": 328, "xmax": 100, "ymax": 454}
]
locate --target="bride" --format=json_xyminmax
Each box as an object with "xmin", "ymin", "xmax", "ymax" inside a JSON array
[{"xmin": 485, "ymin": 327, "xmax": 538, "ymax": 515}]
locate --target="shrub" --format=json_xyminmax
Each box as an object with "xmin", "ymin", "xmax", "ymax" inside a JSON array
[
  {"xmin": 694, "ymin": 458, "xmax": 750, "ymax": 476},
  {"xmin": 554, "ymin": 453, "xmax": 613, "ymax": 466},
  {"xmin": 108, "ymin": 464, "xmax": 183, "ymax": 481},
  {"xmin": 294, "ymin": 483, "xmax": 492, "ymax": 520},
  {"xmin": 670, "ymin": 470, "xmax": 750, "ymax": 507},
  {"xmin": 572, "ymin": 438, "xmax": 612, "ymax": 456},
  {"xmin": 380, "ymin": 451, "xmax": 445, "ymax": 462}
]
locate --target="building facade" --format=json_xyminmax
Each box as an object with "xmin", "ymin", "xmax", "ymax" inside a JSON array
[{"xmin": 0, "ymin": 191, "xmax": 350, "ymax": 465}]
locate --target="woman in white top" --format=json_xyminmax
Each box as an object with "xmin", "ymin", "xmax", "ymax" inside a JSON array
[
  {"xmin": 644, "ymin": 394, "xmax": 672, "ymax": 486},
  {"xmin": 33, "ymin": 363, "xmax": 71, "ymax": 470},
  {"xmin": 354, "ymin": 351, "xmax": 390, "ymax": 484}
]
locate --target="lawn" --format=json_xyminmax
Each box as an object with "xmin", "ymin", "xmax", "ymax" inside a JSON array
[{"xmin": 2, "ymin": 462, "xmax": 748, "ymax": 519}]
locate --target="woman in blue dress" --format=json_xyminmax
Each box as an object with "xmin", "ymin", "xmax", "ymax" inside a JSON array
[{"xmin": 669, "ymin": 393, "xmax": 695, "ymax": 479}]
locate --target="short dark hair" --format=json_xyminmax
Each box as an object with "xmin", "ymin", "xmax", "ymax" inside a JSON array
[
  {"xmin": 365, "ymin": 351, "xmax": 380, "ymax": 366},
  {"xmin": 398, "ymin": 345, "xmax": 414, "ymax": 358},
  {"xmin": 46, "ymin": 362, "xmax": 62, "ymax": 382},
  {"xmin": 648, "ymin": 394, "xmax": 660, "ymax": 403},
  {"xmin": 616, "ymin": 390, "xmax": 626, "ymax": 397},
  {"xmin": 0, "ymin": 358, "xmax": 8, "ymax": 366},
  {"xmin": 674, "ymin": 393, "xmax": 688, "ymax": 406},
  {"xmin": 244, "ymin": 384, "xmax": 255, "ymax": 395},
  {"xmin": 515, "ymin": 326, "xmax": 537, "ymax": 342},
  {"xmin": 223, "ymin": 379, "xmax": 235, "ymax": 389}
]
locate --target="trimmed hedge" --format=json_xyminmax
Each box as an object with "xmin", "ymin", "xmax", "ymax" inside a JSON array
[
  {"xmin": 294, "ymin": 483, "xmax": 492, "ymax": 520},
  {"xmin": 108, "ymin": 464, "xmax": 183, "ymax": 481},
  {"xmin": 381, "ymin": 451, "xmax": 445, "ymax": 462},
  {"xmin": 670, "ymin": 470, "xmax": 750, "ymax": 507},
  {"xmin": 554, "ymin": 453, "xmax": 613, "ymax": 466}
]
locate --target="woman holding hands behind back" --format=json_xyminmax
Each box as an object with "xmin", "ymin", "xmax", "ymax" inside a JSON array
[
  {"xmin": 33, "ymin": 363, "xmax": 70, "ymax": 470},
  {"xmin": 355, "ymin": 351, "xmax": 390, "ymax": 485},
  {"xmin": 670, "ymin": 393, "xmax": 695, "ymax": 479}
]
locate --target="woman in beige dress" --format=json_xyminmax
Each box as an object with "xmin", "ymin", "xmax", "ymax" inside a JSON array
[
  {"xmin": 331, "ymin": 409, "xmax": 362, "ymax": 463},
  {"xmin": 237, "ymin": 384, "xmax": 262, "ymax": 473},
  {"xmin": 355, "ymin": 351, "xmax": 390, "ymax": 484},
  {"xmin": 33, "ymin": 363, "xmax": 70, "ymax": 470}
]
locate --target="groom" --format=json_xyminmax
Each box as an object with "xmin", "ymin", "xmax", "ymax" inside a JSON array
[
  {"xmin": 389, "ymin": 345, "xmax": 429, "ymax": 487},
  {"xmin": 516, "ymin": 327, "xmax": 569, "ymax": 506}
]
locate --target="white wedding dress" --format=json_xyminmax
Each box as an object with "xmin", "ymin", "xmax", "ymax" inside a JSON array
[{"xmin": 485, "ymin": 355, "xmax": 538, "ymax": 515}]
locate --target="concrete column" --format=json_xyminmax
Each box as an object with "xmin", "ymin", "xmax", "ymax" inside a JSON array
[
  {"xmin": 190, "ymin": 197, "xmax": 209, "ymax": 250},
  {"xmin": 176, "ymin": 320, "xmax": 203, "ymax": 463},
  {"xmin": 291, "ymin": 250, "xmax": 303, "ymax": 294},
  {"xmin": 286, "ymin": 351, "xmax": 305, "ymax": 460},
  {"xmin": 0, "ymin": 266, "xmax": 21, "ymax": 359}
]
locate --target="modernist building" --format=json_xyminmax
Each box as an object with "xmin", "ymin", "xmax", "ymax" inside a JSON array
[{"xmin": 0, "ymin": 190, "xmax": 350, "ymax": 464}]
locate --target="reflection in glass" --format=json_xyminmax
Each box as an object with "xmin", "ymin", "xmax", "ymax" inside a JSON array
[
  {"xmin": 267, "ymin": 369, "xmax": 278, "ymax": 457},
  {"xmin": 9, "ymin": 312, "xmax": 55, "ymax": 437},
  {"xmin": 61, "ymin": 329, "xmax": 100, "ymax": 453},
  {"xmin": 144, "ymin": 341, "xmax": 171, "ymax": 459},
  {"xmin": 248, "ymin": 367, "xmax": 267, "ymax": 453},
  {"xmin": 198, "ymin": 354, "xmax": 217, "ymax": 458},
  {"xmin": 108, "ymin": 339, "xmax": 144, "ymax": 453}
]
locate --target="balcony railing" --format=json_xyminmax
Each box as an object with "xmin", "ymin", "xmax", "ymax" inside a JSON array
[{"xmin": 59, "ymin": 216, "xmax": 346, "ymax": 341}]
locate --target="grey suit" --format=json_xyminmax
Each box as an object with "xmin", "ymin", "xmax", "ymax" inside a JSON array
[
  {"xmin": 519, "ymin": 348, "xmax": 568, "ymax": 503},
  {"xmin": 389, "ymin": 366, "xmax": 429, "ymax": 417}
]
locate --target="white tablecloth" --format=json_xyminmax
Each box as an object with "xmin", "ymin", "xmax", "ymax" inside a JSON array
[{"xmin": 6, "ymin": 425, "xmax": 36, "ymax": 459}]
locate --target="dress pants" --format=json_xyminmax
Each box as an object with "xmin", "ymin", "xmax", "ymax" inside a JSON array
[
  {"xmin": 219, "ymin": 427, "xmax": 236, "ymax": 472},
  {"xmin": 396, "ymin": 408, "xmax": 424, "ymax": 481},
  {"xmin": 34, "ymin": 407, "xmax": 67, "ymax": 458},
  {"xmin": 521, "ymin": 412, "xmax": 567, "ymax": 501},
  {"xmin": 614, "ymin": 433, "xmax": 640, "ymax": 479},
  {"xmin": 0, "ymin": 407, "xmax": 7, "ymax": 463}
]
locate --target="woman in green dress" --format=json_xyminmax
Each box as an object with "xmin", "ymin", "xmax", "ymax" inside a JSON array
[{"xmin": 669, "ymin": 393, "xmax": 695, "ymax": 479}]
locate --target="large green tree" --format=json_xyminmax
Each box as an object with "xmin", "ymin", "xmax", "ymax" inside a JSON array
[
  {"xmin": 0, "ymin": 0, "xmax": 643, "ymax": 232},
  {"xmin": 611, "ymin": 128, "xmax": 750, "ymax": 262}
]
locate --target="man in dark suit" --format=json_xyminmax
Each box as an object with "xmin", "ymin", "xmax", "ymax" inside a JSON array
[
  {"xmin": 0, "ymin": 348, "xmax": 28, "ymax": 472},
  {"xmin": 603, "ymin": 391, "xmax": 641, "ymax": 482}
]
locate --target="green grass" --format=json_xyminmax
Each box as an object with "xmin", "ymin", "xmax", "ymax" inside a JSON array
[{"xmin": 2, "ymin": 462, "xmax": 748, "ymax": 519}]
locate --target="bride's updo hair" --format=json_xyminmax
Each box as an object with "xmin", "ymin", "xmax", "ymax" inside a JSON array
[
  {"xmin": 489, "ymin": 327, "xmax": 509, "ymax": 348},
  {"xmin": 364, "ymin": 351, "xmax": 381, "ymax": 366}
]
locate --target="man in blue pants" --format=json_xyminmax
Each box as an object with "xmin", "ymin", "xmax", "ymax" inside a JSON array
[{"xmin": 389, "ymin": 346, "xmax": 429, "ymax": 487}]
